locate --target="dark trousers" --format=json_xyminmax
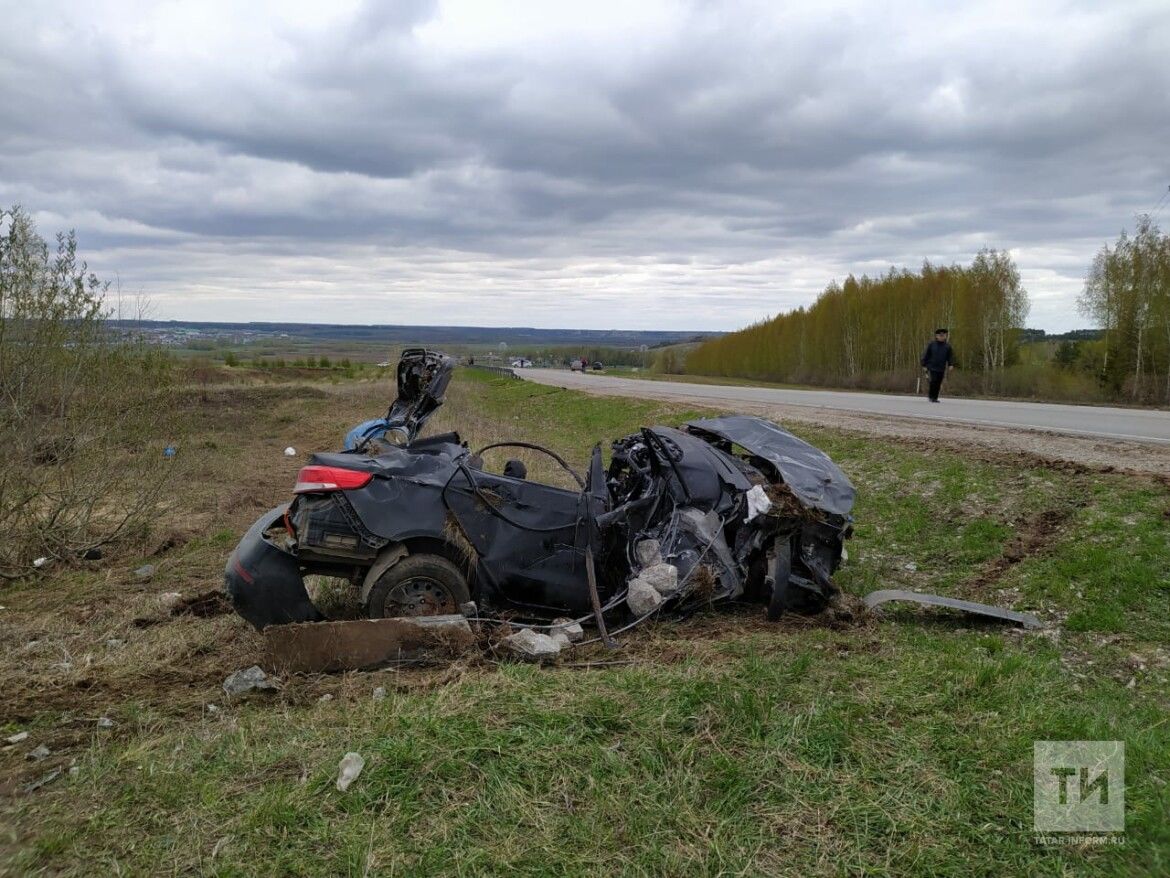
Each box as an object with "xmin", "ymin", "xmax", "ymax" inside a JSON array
[{"xmin": 927, "ymin": 370, "xmax": 945, "ymax": 401}]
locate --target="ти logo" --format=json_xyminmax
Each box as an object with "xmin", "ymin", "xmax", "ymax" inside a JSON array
[{"xmin": 1034, "ymin": 741, "xmax": 1124, "ymax": 832}]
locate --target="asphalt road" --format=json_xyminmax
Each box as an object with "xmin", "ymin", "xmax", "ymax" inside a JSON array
[{"xmin": 522, "ymin": 369, "xmax": 1170, "ymax": 445}]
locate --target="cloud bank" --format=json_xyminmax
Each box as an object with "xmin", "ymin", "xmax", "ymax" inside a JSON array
[{"xmin": 2, "ymin": 0, "xmax": 1167, "ymax": 330}]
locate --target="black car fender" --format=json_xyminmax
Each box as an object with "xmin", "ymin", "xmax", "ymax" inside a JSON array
[{"xmin": 225, "ymin": 504, "xmax": 324, "ymax": 630}]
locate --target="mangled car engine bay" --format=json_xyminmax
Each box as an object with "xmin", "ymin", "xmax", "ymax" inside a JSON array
[{"xmin": 225, "ymin": 349, "xmax": 1039, "ymax": 670}]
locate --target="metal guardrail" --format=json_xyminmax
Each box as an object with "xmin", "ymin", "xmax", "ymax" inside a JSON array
[{"xmin": 462, "ymin": 364, "xmax": 520, "ymax": 379}]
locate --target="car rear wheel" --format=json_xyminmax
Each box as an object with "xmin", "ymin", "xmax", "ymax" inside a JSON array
[{"xmin": 366, "ymin": 554, "xmax": 470, "ymax": 619}]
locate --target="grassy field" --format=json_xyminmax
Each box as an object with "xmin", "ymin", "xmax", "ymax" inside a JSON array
[{"xmin": 2, "ymin": 370, "xmax": 1168, "ymax": 875}]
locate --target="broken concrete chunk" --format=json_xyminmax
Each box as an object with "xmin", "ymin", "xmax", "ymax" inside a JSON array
[
  {"xmin": 6, "ymin": 731, "xmax": 29, "ymax": 745},
  {"xmin": 158, "ymin": 592, "xmax": 182, "ymax": 612},
  {"xmin": 550, "ymin": 617, "xmax": 585, "ymax": 642},
  {"xmin": 265, "ymin": 615, "xmax": 475, "ymax": 674},
  {"xmin": 222, "ymin": 665, "xmax": 278, "ymax": 697},
  {"xmin": 504, "ymin": 628, "xmax": 561, "ymax": 662},
  {"xmin": 28, "ymin": 744, "xmax": 51, "ymax": 761},
  {"xmin": 105, "ymin": 638, "xmax": 124, "ymax": 649},
  {"xmin": 640, "ymin": 563, "xmax": 679, "ymax": 596},
  {"xmin": 318, "ymin": 693, "xmax": 334, "ymax": 703},
  {"xmin": 97, "ymin": 717, "xmax": 115, "ymax": 729},
  {"xmin": 627, "ymin": 577, "xmax": 664, "ymax": 617},
  {"xmin": 549, "ymin": 630, "xmax": 572, "ymax": 650},
  {"xmin": 635, "ymin": 539, "xmax": 663, "ymax": 568},
  {"xmin": 372, "ymin": 687, "xmax": 386, "ymax": 701},
  {"xmin": 336, "ymin": 752, "xmax": 365, "ymax": 792},
  {"xmin": 135, "ymin": 564, "xmax": 156, "ymax": 580}
]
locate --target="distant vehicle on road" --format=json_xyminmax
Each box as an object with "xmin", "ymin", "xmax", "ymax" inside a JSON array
[
  {"xmin": 570, "ymin": 359, "xmax": 586, "ymax": 372},
  {"xmin": 510, "ymin": 358, "xmax": 533, "ymax": 368},
  {"xmin": 591, "ymin": 362, "xmax": 603, "ymax": 371}
]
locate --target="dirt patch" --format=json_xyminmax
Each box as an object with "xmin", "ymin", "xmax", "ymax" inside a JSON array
[
  {"xmin": 959, "ymin": 507, "xmax": 1075, "ymax": 597},
  {"xmin": 1, "ymin": 636, "xmax": 255, "ymax": 723},
  {"xmin": 176, "ymin": 384, "xmax": 330, "ymax": 411},
  {"xmin": 764, "ymin": 481, "xmax": 819, "ymax": 519},
  {"xmin": 1000, "ymin": 509, "xmax": 1069, "ymax": 563},
  {"xmin": 173, "ymin": 590, "xmax": 231, "ymax": 618},
  {"xmin": 151, "ymin": 530, "xmax": 193, "ymax": 556}
]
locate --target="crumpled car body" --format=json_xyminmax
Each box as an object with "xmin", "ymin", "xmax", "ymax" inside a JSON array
[
  {"xmin": 225, "ymin": 354, "xmax": 855, "ymax": 632},
  {"xmin": 344, "ymin": 348, "xmax": 453, "ymax": 450}
]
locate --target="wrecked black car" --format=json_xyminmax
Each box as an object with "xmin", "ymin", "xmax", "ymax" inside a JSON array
[{"xmin": 225, "ymin": 350, "xmax": 856, "ymax": 636}]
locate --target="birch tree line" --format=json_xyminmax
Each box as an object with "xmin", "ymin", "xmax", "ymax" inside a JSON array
[
  {"xmin": 685, "ymin": 249, "xmax": 1029, "ymax": 390},
  {"xmin": 1078, "ymin": 216, "xmax": 1170, "ymax": 403}
]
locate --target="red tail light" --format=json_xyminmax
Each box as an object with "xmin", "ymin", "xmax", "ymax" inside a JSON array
[{"xmin": 294, "ymin": 465, "xmax": 373, "ymax": 494}]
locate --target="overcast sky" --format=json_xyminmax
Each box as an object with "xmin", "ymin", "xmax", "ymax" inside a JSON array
[{"xmin": 2, "ymin": 0, "xmax": 1167, "ymax": 331}]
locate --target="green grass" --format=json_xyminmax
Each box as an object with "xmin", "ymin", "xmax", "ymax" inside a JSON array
[
  {"xmin": 456, "ymin": 368, "xmax": 708, "ymax": 460},
  {"xmin": 3, "ymin": 372, "xmax": 1168, "ymax": 876}
]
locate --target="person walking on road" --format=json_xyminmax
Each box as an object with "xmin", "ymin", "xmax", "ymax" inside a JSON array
[{"xmin": 921, "ymin": 328, "xmax": 955, "ymax": 403}]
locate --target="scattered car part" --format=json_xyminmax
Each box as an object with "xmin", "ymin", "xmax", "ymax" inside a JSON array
[
  {"xmin": 862, "ymin": 589, "xmax": 1042, "ymax": 629},
  {"xmin": 343, "ymin": 348, "xmax": 454, "ymax": 451}
]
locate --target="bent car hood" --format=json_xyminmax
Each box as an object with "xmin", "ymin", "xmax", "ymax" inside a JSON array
[{"xmin": 685, "ymin": 415, "xmax": 855, "ymax": 517}]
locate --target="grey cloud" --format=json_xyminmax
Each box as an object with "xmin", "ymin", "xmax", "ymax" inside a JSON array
[{"xmin": 1, "ymin": 0, "xmax": 1167, "ymax": 331}]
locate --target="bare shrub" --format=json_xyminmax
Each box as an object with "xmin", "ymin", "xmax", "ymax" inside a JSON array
[{"xmin": 0, "ymin": 206, "xmax": 177, "ymax": 576}]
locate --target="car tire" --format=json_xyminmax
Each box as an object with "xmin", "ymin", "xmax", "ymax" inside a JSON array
[{"xmin": 366, "ymin": 553, "xmax": 470, "ymax": 619}]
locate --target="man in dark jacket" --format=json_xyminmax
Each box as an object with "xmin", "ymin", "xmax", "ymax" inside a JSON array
[{"xmin": 921, "ymin": 328, "xmax": 955, "ymax": 402}]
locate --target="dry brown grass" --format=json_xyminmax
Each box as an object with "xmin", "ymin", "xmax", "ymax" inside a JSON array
[
  {"xmin": 0, "ymin": 373, "xmax": 602, "ymax": 742},
  {"xmin": 0, "ymin": 378, "xmax": 387, "ymax": 727}
]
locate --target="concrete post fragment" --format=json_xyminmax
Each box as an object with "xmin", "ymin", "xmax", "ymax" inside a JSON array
[
  {"xmin": 640, "ymin": 563, "xmax": 679, "ymax": 596},
  {"xmin": 504, "ymin": 628, "xmax": 562, "ymax": 662},
  {"xmin": 265, "ymin": 615, "xmax": 475, "ymax": 673},
  {"xmin": 635, "ymin": 539, "xmax": 663, "ymax": 568},
  {"xmin": 222, "ymin": 665, "xmax": 278, "ymax": 697},
  {"xmin": 550, "ymin": 617, "xmax": 585, "ymax": 642},
  {"xmin": 627, "ymin": 577, "xmax": 663, "ymax": 616},
  {"xmin": 336, "ymin": 752, "xmax": 365, "ymax": 792}
]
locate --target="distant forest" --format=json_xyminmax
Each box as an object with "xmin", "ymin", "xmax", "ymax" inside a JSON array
[{"xmin": 685, "ymin": 249, "xmax": 1030, "ymax": 393}]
